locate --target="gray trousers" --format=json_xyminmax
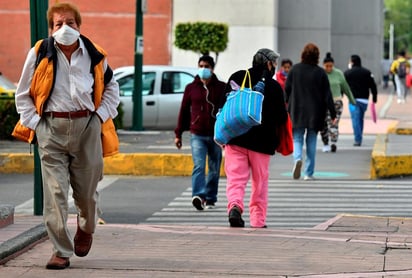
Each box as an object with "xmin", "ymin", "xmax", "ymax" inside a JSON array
[{"xmin": 36, "ymin": 114, "xmax": 103, "ymax": 257}]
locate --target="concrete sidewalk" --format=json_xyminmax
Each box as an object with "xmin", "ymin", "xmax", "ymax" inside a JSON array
[{"xmin": 1, "ymin": 213, "xmax": 412, "ymax": 277}]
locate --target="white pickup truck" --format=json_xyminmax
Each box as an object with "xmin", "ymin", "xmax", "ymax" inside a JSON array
[{"xmin": 114, "ymin": 65, "xmax": 197, "ymax": 130}]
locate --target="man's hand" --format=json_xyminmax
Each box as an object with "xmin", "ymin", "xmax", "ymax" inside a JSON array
[{"xmin": 175, "ymin": 138, "xmax": 182, "ymax": 149}]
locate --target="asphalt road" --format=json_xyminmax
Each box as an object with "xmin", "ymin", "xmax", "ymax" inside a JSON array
[{"xmin": 3, "ymin": 134, "xmax": 411, "ymax": 229}]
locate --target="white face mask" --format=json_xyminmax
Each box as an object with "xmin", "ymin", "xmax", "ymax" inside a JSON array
[
  {"xmin": 348, "ymin": 63, "xmax": 353, "ymax": 69},
  {"xmin": 52, "ymin": 24, "xmax": 80, "ymax": 46}
]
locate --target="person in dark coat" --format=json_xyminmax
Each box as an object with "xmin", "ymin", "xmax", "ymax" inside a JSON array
[
  {"xmin": 174, "ymin": 55, "xmax": 226, "ymax": 211},
  {"xmin": 344, "ymin": 54, "xmax": 378, "ymax": 146},
  {"xmin": 224, "ymin": 48, "xmax": 288, "ymax": 228},
  {"xmin": 285, "ymin": 43, "xmax": 336, "ymax": 181}
]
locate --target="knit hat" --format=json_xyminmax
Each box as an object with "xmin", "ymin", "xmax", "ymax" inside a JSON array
[{"xmin": 253, "ymin": 48, "xmax": 280, "ymax": 66}]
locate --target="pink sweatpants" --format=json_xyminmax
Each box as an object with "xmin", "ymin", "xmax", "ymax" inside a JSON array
[{"xmin": 225, "ymin": 144, "xmax": 270, "ymax": 227}]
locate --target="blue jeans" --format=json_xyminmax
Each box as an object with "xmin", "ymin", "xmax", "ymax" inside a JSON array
[
  {"xmin": 292, "ymin": 127, "xmax": 318, "ymax": 177},
  {"xmin": 190, "ymin": 134, "xmax": 222, "ymax": 203},
  {"xmin": 349, "ymin": 102, "xmax": 367, "ymax": 144}
]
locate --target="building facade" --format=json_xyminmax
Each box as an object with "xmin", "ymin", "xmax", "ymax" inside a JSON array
[
  {"xmin": 0, "ymin": 0, "xmax": 171, "ymax": 82},
  {"xmin": 0, "ymin": 0, "xmax": 383, "ymax": 83},
  {"xmin": 173, "ymin": 0, "xmax": 384, "ymax": 81}
]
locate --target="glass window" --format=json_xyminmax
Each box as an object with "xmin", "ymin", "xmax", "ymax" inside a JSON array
[
  {"xmin": 0, "ymin": 74, "xmax": 17, "ymax": 90},
  {"xmin": 161, "ymin": 71, "xmax": 195, "ymax": 94},
  {"xmin": 117, "ymin": 72, "xmax": 156, "ymax": 97},
  {"xmin": 117, "ymin": 75, "xmax": 134, "ymax": 97},
  {"xmin": 142, "ymin": 72, "xmax": 155, "ymax": 95}
]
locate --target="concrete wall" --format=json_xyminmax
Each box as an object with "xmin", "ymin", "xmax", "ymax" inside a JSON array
[
  {"xmin": 172, "ymin": 0, "xmax": 383, "ymax": 82},
  {"xmin": 331, "ymin": 0, "xmax": 384, "ymax": 80},
  {"xmin": 278, "ymin": 0, "xmax": 332, "ymax": 66}
]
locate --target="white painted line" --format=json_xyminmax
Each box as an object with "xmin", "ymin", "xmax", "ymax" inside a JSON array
[{"xmin": 15, "ymin": 176, "xmax": 119, "ymax": 215}]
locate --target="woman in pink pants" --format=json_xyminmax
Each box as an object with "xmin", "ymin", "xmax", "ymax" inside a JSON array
[{"xmin": 223, "ymin": 48, "xmax": 288, "ymax": 228}]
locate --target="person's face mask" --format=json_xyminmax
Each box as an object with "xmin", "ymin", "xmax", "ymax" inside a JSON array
[
  {"xmin": 348, "ymin": 62, "xmax": 353, "ymax": 69},
  {"xmin": 198, "ymin": 67, "xmax": 212, "ymax": 80},
  {"xmin": 268, "ymin": 61, "xmax": 277, "ymax": 77},
  {"xmin": 52, "ymin": 24, "xmax": 80, "ymax": 46},
  {"xmin": 270, "ymin": 67, "xmax": 276, "ymax": 77},
  {"xmin": 281, "ymin": 64, "xmax": 291, "ymax": 77}
]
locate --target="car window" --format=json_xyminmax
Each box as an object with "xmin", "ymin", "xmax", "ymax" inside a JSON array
[
  {"xmin": 117, "ymin": 75, "xmax": 134, "ymax": 97},
  {"xmin": 161, "ymin": 71, "xmax": 194, "ymax": 94},
  {"xmin": 142, "ymin": 72, "xmax": 155, "ymax": 95},
  {"xmin": 0, "ymin": 74, "xmax": 17, "ymax": 90},
  {"xmin": 117, "ymin": 72, "xmax": 156, "ymax": 97}
]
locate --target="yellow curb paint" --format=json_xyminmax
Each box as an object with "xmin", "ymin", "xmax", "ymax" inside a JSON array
[
  {"xmin": 372, "ymin": 154, "xmax": 412, "ymax": 179},
  {"xmin": 370, "ymin": 134, "xmax": 412, "ymax": 179},
  {"xmin": 396, "ymin": 128, "xmax": 412, "ymax": 135},
  {"xmin": 0, "ymin": 153, "xmax": 226, "ymax": 176},
  {"xmin": 370, "ymin": 134, "xmax": 386, "ymax": 179},
  {"xmin": 386, "ymin": 122, "xmax": 399, "ymax": 134},
  {"xmin": 103, "ymin": 153, "xmax": 196, "ymax": 176},
  {"xmin": 386, "ymin": 121, "xmax": 412, "ymax": 135},
  {"xmin": 103, "ymin": 153, "xmax": 226, "ymax": 176},
  {"xmin": 0, "ymin": 154, "xmax": 34, "ymax": 173}
]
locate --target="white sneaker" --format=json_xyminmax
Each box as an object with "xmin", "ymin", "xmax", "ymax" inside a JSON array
[
  {"xmin": 292, "ymin": 160, "xmax": 302, "ymax": 179},
  {"xmin": 192, "ymin": 196, "xmax": 204, "ymax": 211},
  {"xmin": 205, "ymin": 201, "xmax": 215, "ymax": 210},
  {"xmin": 322, "ymin": 145, "xmax": 331, "ymax": 152},
  {"xmin": 304, "ymin": 175, "xmax": 315, "ymax": 181}
]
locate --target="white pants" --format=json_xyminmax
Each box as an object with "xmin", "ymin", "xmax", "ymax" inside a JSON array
[{"xmin": 395, "ymin": 75, "xmax": 407, "ymax": 101}]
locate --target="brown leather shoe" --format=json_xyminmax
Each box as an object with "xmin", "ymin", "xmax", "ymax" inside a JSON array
[
  {"xmin": 46, "ymin": 254, "xmax": 70, "ymax": 269},
  {"xmin": 74, "ymin": 225, "xmax": 93, "ymax": 257}
]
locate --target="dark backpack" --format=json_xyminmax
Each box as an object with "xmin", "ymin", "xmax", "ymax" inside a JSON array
[{"xmin": 397, "ymin": 61, "xmax": 407, "ymax": 78}]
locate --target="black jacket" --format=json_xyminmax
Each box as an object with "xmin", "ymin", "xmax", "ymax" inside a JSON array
[
  {"xmin": 224, "ymin": 67, "xmax": 287, "ymax": 155},
  {"xmin": 285, "ymin": 63, "xmax": 336, "ymax": 132},
  {"xmin": 344, "ymin": 66, "xmax": 377, "ymax": 103}
]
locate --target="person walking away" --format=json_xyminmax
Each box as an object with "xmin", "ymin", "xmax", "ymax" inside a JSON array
[
  {"xmin": 344, "ymin": 54, "xmax": 378, "ymax": 146},
  {"xmin": 390, "ymin": 50, "xmax": 410, "ymax": 103},
  {"xmin": 381, "ymin": 56, "xmax": 392, "ymax": 89},
  {"xmin": 174, "ymin": 55, "xmax": 226, "ymax": 211},
  {"xmin": 285, "ymin": 43, "xmax": 336, "ymax": 181},
  {"xmin": 275, "ymin": 58, "xmax": 293, "ymax": 92},
  {"xmin": 224, "ymin": 48, "xmax": 287, "ymax": 228},
  {"xmin": 12, "ymin": 2, "xmax": 120, "ymax": 269},
  {"xmin": 321, "ymin": 52, "xmax": 356, "ymax": 153}
]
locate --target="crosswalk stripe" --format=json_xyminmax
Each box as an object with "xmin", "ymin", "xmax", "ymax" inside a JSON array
[{"xmin": 144, "ymin": 179, "xmax": 412, "ymax": 228}]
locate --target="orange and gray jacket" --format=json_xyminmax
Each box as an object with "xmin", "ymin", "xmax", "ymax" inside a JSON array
[{"xmin": 12, "ymin": 35, "xmax": 119, "ymax": 157}]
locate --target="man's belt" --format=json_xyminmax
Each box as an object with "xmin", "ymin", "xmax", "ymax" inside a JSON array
[{"xmin": 43, "ymin": 110, "xmax": 92, "ymax": 119}]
